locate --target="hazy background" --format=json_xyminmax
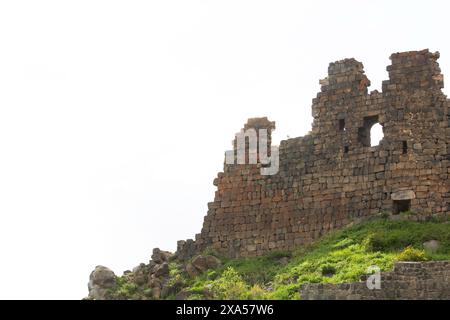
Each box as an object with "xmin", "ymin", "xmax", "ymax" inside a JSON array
[{"xmin": 0, "ymin": 0, "xmax": 449, "ymax": 299}]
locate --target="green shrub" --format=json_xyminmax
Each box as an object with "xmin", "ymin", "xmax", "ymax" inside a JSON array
[
  {"xmin": 248, "ymin": 284, "xmax": 268, "ymax": 300},
  {"xmin": 266, "ymin": 250, "xmax": 292, "ymax": 260},
  {"xmin": 206, "ymin": 270, "xmax": 218, "ymax": 280},
  {"xmin": 116, "ymin": 282, "xmax": 138, "ymax": 297},
  {"xmin": 380, "ymin": 212, "xmax": 390, "ymax": 219},
  {"xmin": 400, "ymin": 210, "xmax": 416, "ymax": 217},
  {"xmin": 178, "ymin": 218, "xmax": 449, "ymax": 300},
  {"xmin": 267, "ymin": 283, "xmax": 300, "ymax": 300},
  {"xmin": 321, "ymin": 265, "xmax": 336, "ymax": 277},
  {"xmin": 223, "ymin": 256, "xmax": 284, "ymax": 285},
  {"xmin": 143, "ymin": 288, "xmax": 153, "ymax": 298},
  {"xmin": 396, "ymin": 246, "xmax": 428, "ymax": 262},
  {"xmin": 210, "ymin": 267, "xmax": 250, "ymax": 300},
  {"xmin": 168, "ymin": 263, "xmax": 185, "ymax": 287},
  {"xmin": 332, "ymin": 238, "xmax": 354, "ymax": 250},
  {"xmin": 364, "ymin": 220, "xmax": 450, "ymax": 252}
]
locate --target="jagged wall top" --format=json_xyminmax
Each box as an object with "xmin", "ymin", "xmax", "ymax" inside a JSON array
[{"xmin": 385, "ymin": 49, "xmax": 443, "ymax": 90}]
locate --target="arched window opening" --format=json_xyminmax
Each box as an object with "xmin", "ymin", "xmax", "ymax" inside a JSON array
[
  {"xmin": 358, "ymin": 115, "xmax": 384, "ymax": 147},
  {"xmin": 370, "ymin": 123, "xmax": 384, "ymax": 147}
]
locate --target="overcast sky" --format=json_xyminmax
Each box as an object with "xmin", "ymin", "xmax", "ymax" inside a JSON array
[{"xmin": 0, "ymin": 0, "xmax": 449, "ymax": 299}]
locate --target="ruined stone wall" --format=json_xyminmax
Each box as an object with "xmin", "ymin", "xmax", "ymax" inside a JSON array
[
  {"xmin": 177, "ymin": 49, "xmax": 450, "ymax": 260},
  {"xmin": 300, "ymin": 261, "xmax": 450, "ymax": 300}
]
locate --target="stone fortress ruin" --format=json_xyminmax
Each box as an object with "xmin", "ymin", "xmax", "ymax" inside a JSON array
[
  {"xmin": 177, "ymin": 49, "xmax": 450, "ymax": 260},
  {"xmin": 87, "ymin": 49, "xmax": 450, "ymax": 301}
]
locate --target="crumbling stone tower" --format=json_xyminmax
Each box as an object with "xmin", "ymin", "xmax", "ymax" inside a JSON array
[{"xmin": 177, "ymin": 49, "xmax": 450, "ymax": 260}]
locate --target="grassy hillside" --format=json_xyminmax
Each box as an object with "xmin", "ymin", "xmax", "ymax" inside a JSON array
[{"xmin": 111, "ymin": 215, "xmax": 450, "ymax": 300}]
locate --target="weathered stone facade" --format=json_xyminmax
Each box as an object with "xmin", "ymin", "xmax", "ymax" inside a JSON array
[
  {"xmin": 300, "ymin": 261, "xmax": 450, "ymax": 300},
  {"xmin": 177, "ymin": 49, "xmax": 450, "ymax": 259}
]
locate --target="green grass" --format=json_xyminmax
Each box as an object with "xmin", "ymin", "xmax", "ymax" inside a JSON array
[
  {"xmin": 107, "ymin": 216, "xmax": 450, "ymax": 300},
  {"xmin": 181, "ymin": 217, "xmax": 450, "ymax": 300}
]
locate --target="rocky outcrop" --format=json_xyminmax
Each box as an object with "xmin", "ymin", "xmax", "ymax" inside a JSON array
[
  {"xmin": 151, "ymin": 248, "xmax": 173, "ymax": 264},
  {"xmin": 86, "ymin": 249, "xmax": 223, "ymax": 299},
  {"xmin": 86, "ymin": 248, "xmax": 173, "ymax": 300},
  {"xmin": 87, "ymin": 266, "xmax": 117, "ymax": 300}
]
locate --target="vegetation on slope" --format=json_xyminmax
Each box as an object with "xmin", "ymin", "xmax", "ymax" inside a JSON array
[{"xmin": 111, "ymin": 215, "xmax": 450, "ymax": 300}]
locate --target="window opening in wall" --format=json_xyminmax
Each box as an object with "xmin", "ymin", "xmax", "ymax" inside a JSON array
[
  {"xmin": 358, "ymin": 115, "xmax": 384, "ymax": 147},
  {"xmin": 402, "ymin": 141, "xmax": 408, "ymax": 154},
  {"xmin": 339, "ymin": 119, "xmax": 346, "ymax": 131},
  {"xmin": 393, "ymin": 200, "xmax": 411, "ymax": 215},
  {"xmin": 344, "ymin": 146, "xmax": 349, "ymax": 153},
  {"xmin": 370, "ymin": 123, "xmax": 383, "ymax": 146}
]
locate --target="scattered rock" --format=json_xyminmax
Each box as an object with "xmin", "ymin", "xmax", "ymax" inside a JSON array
[
  {"xmin": 191, "ymin": 255, "xmax": 221, "ymax": 273},
  {"xmin": 152, "ymin": 286, "xmax": 161, "ymax": 299},
  {"xmin": 148, "ymin": 260, "xmax": 157, "ymax": 273},
  {"xmin": 161, "ymin": 279, "xmax": 184, "ymax": 299},
  {"xmin": 205, "ymin": 255, "xmax": 221, "ymax": 269},
  {"xmin": 185, "ymin": 262, "xmax": 199, "ymax": 277},
  {"xmin": 176, "ymin": 239, "xmax": 198, "ymax": 262},
  {"xmin": 151, "ymin": 248, "xmax": 173, "ymax": 264},
  {"xmin": 191, "ymin": 255, "xmax": 209, "ymax": 272},
  {"xmin": 423, "ymin": 240, "xmax": 440, "ymax": 253},
  {"xmin": 185, "ymin": 255, "xmax": 221, "ymax": 278},
  {"xmin": 154, "ymin": 262, "xmax": 169, "ymax": 278},
  {"xmin": 203, "ymin": 286, "xmax": 213, "ymax": 299},
  {"xmin": 175, "ymin": 289, "xmax": 191, "ymax": 300},
  {"xmin": 132, "ymin": 264, "xmax": 149, "ymax": 286},
  {"xmin": 148, "ymin": 277, "xmax": 162, "ymax": 288},
  {"xmin": 278, "ymin": 257, "xmax": 290, "ymax": 266},
  {"xmin": 88, "ymin": 266, "xmax": 117, "ymax": 300},
  {"xmin": 265, "ymin": 283, "xmax": 274, "ymax": 292}
]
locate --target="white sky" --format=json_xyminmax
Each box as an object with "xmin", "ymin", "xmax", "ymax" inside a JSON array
[{"xmin": 0, "ymin": 0, "xmax": 449, "ymax": 299}]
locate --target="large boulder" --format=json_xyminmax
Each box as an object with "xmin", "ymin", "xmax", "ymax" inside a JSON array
[
  {"xmin": 161, "ymin": 278, "xmax": 184, "ymax": 299},
  {"xmin": 175, "ymin": 289, "xmax": 191, "ymax": 300},
  {"xmin": 132, "ymin": 263, "xmax": 150, "ymax": 286},
  {"xmin": 185, "ymin": 262, "xmax": 199, "ymax": 277},
  {"xmin": 154, "ymin": 262, "xmax": 169, "ymax": 278},
  {"xmin": 148, "ymin": 277, "xmax": 163, "ymax": 299},
  {"xmin": 186, "ymin": 255, "xmax": 221, "ymax": 277},
  {"xmin": 191, "ymin": 255, "xmax": 209, "ymax": 272},
  {"xmin": 423, "ymin": 240, "xmax": 440, "ymax": 253},
  {"xmin": 205, "ymin": 255, "xmax": 221, "ymax": 269},
  {"xmin": 88, "ymin": 266, "xmax": 117, "ymax": 300},
  {"xmin": 151, "ymin": 248, "xmax": 173, "ymax": 264},
  {"xmin": 192, "ymin": 255, "xmax": 221, "ymax": 272}
]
